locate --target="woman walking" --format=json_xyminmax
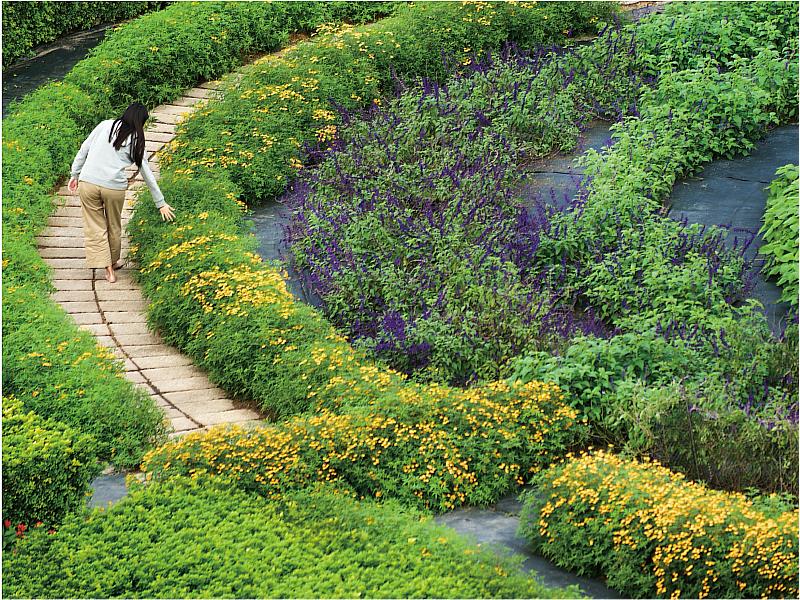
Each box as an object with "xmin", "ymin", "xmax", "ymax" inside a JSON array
[{"xmin": 68, "ymin": 102, "xmax": 174, "ymax": 283}]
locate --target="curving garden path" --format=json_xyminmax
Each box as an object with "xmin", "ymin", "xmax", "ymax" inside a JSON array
[{"xmin": 37, "ymin": 82, "xmax": 261, "ymax": 436}]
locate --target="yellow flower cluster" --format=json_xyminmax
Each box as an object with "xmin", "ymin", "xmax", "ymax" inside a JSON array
[
  {"xmin": 181, "ymin": 265, "xmax": 296, "ymax": 318},
  {"xmin": 142, "ymin": 380, "xmax": 576, "ymax": 511},
  {"xmin": 535, "ymin": 451, "xmax": 798, "ymax": 599}
]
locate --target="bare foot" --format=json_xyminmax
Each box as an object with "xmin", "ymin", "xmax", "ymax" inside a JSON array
[
  {"xmin": 112, "ymin": 261, "xmax": 124, "ymax": 270},
  {"xmin": 105, "ymin": 266, "xmax": 117, "ymax": 283}
]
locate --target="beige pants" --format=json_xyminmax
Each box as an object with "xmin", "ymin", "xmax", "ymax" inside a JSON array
[{"xmin": 78, "ymin": 181, "xmax": 126, "ymax": 268}]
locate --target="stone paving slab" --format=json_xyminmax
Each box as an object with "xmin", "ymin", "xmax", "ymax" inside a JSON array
[
  {"xmin": 36, "ymin": 84, "xmax": 261, "ymax": 436},
  {"xmin": 40, "ymin": 245, "xmax": 86, "ymax": 257},
  {"xmin": 192, "ymin": 409, "xmax": 261, "ymax": 427}
]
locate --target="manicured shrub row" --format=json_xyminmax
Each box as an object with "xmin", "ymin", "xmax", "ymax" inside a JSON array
[
  {"xmin": 5, "ymin": 480, "xmax": 576, "ymax": 599},
  {"xmin": 519, "ymin": 451, "xmax": 799, "ymax": 599},
  {"xmin": 1, "ymin": 397, "xmax": 99, "ymax": 527},
  {"xmin": 61, "ymin": 1, "xmax": 403, "ymax": 112},
  {"xmin": 1, "ymin": 1, "xmax": 396, "ymax": 518},
  {"xmin": 141, "ymin": 380, "xmax": 580, "ymax": 512},
  {"xmin": 1, "ymin": 0, "xmax": 163, "ymax": 68},
  {"xmin": 760, "ymin": 164, "xmax": 799, "ymax": 306}
]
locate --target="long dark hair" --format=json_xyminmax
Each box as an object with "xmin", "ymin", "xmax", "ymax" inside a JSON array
[{"xmin": 109, "ymin": 102, "xmax": 148, "ymax": 169}]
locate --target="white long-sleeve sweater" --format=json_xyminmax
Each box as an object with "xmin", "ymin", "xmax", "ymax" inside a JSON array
[{"xmin": 70, "ymin": 119, "xmax": 165, "ymax": 208}]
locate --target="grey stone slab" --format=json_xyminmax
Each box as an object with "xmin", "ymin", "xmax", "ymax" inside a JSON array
[
  {"xmin": 79, "ymin": 323, "xmax": 111, "ymax": 336},
  {"xmin": 95, "ymin": 335, "xmax": 116, "ymax": 348},
  {"xmin": 162, "ymin": 406, "xmax": 188, "ymax": 420},
  {"xmin": 52, "ymin": 290, "xmax": 94, "ymax": 302},
  {"xmin": 152, "ymin": 376, "xmax": 217, "ymax": 394},
  {"xmin": 185, "ymin": 87, "xmax": 214, "ymax": 98},
  {"xmin": 145, "ymin": 131, "xmax": 175, "ymax": 142},
  {"xmin": 52, "ymin": 278, "xmax": 92, "ymax": 291},
  {"xmin": 104, "ymin": 311, "xmax": 147, "ymax": 324},
  {"xmin": 37, "ymin": 235, "xmax": 84, "ymax": 248},
  {"xmin": 146, "ymin": 122, "xmax": 176, "ymax": 134},
  {"xmin": 170, "ymin": 416, "xmax": 200, "ymax": 432},
  {"xmin": 39, "ymin": 245, "xmax": 85, "ymax": 258},
  {"xmin": 47, "ymin": 216, "xmax": 84, "ymax": 228},
  {"xmin": 50, "ymin": 268, "xmax": 91, "ymax": 280},
  {"xmin": 163, "ymin": 388, "xmax": 229, "ymax": 404},
  {"xmin": 140, "ymin": 365, "xmax": 206, "ymax": 380},
  {"xmin": 98, "ymin": 300, "xmax": 149, "ymax": 313},
  {"xmin": 169, "ymin": 96, "xmax": 204, "ymax": 107},
  {"xmin": 134, "ymin": 354, "xmax": 194, "ymax": 369},
  {"xmin": 71, "ymin": 312, "xmax": 104, "ymax": 325},
  {"xmin": 94, "ymin": 288, "xmax": 145, "ymax": 302},
  {"xmin": 175, "ymin": 398, "xmax": 236, "ymax": 413},
  {"xmin": 58, "ymin": 301, "xmax": 98, "ymax": 313},
  {"xmin": 88, "ymin": 474, "xmax": 128, "ymax": 509},
  {"xmin": 122, "ymin": 344, "xmax": 171, "ymax": 358},
  {"xmin": 43, "ymin": 257, "xmax": 87, "ymax": 269},
  {"xmin": 113, "ymin": 333, "xmax": 162, "ymax": 346},
  {"xmin": 108, "ymin": 322, "xmax": 153, "ymax": 336},
  {"xmin": 193, "ymin": 409, "xmax": 262, "ymax": 427}
]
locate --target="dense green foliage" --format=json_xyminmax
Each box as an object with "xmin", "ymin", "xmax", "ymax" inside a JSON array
[
  {"xmin": 1, "ymin": 0, "xmax": 163, "ymax": 68},
  {"xmin": 2, "ymin": 397, "xmax": 99, "ymax": 527},
  {"xmin": 519, "ymin": 451, "xmax": 798, "ymax": 599},
  {"xmin": 4, "ymin": 479, "xmax": 577, "ymax": 599},
  {"xmin": 142, "ymin": 379, "xmax": 581, "ymax": 512},
  {"xmin": 760, "ymin": 164, "xmax": 799, "ymax": 306}
]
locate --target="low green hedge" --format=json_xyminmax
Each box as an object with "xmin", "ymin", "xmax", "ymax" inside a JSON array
[
  {"xmin": 518, "ymin": 451, "xmax": 799, "ymax": 599},
  {"xmin": 760, "ymin": 164, "xmax": 799, "ymax": 306},
  {"xmin": 4, "ymin": 479, "xmax": 578, "ymax": 599},
  {"xmin": 142, "ymin": 380, "xmax": 581, "ymax": 512},
  {"xmin": 2, "ymin": 396, "xmax": 99, "ymax": 527},
  {"xmin": 1, "ymin": 1, "xmax": 163, "ymax": 68}
]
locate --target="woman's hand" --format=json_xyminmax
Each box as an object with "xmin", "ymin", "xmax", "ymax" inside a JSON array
[
  {"xmin": 159, "ymin": 203, "xmax": 176, "ymax": 222},
  {"xmin": 68, "ymin": 177, "xmax": 79, "ymax": 193}
]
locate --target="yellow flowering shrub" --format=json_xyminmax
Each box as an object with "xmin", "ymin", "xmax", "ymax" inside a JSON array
[
  {"xmin": 519, "ymin": 451, "xmax": 799, "ymax": 599},
  {"xmin": 142, "ymin": 380, "xmax": 583, "ymax": 512}
]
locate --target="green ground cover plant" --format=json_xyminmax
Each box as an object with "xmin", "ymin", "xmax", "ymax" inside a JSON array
[
  {"xmin": 1, "ymin": 0, "xmax": 163, "ymax": 68},
  {"xmin": 2, "ymin": 396, "xmax": 99, "ymax": 528},
  {"xmin": 518, "ymin": 451, "xmax": 798, "ymax": 599},
  {"xmin": 4, "ymin": 479, "xmax": 577, "ymax": 599},
  {"xmin": 760, "ymin": 163, "xmax": 799, "ymax": 306}
]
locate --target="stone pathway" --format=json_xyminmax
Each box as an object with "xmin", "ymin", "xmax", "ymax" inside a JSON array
[{"xmin": 37, "ymin": 82, "xmax": 262, "ymax": 436}]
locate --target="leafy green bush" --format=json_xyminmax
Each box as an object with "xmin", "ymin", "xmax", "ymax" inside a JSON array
[
  {"xmin": 1, "ymin": 1, "xmax": 163, "ymax": 68},
  {"xmin": 4, "ymin": 479, "xmax": 579, "ymax": 599},
  {"xmin": 519, "ymin": 451, "xmax": 799, "ymax": 599},
  {"xmin": 2, "ymin": 396, "xmax": 99, "ymax": 526},
  {"xmin": 760, "ymin": 164, "xmax": 799, "ymax": 306},
  {"xmin": 141, "ymin": 379, "xmax": 582, "ymax": 512}
]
